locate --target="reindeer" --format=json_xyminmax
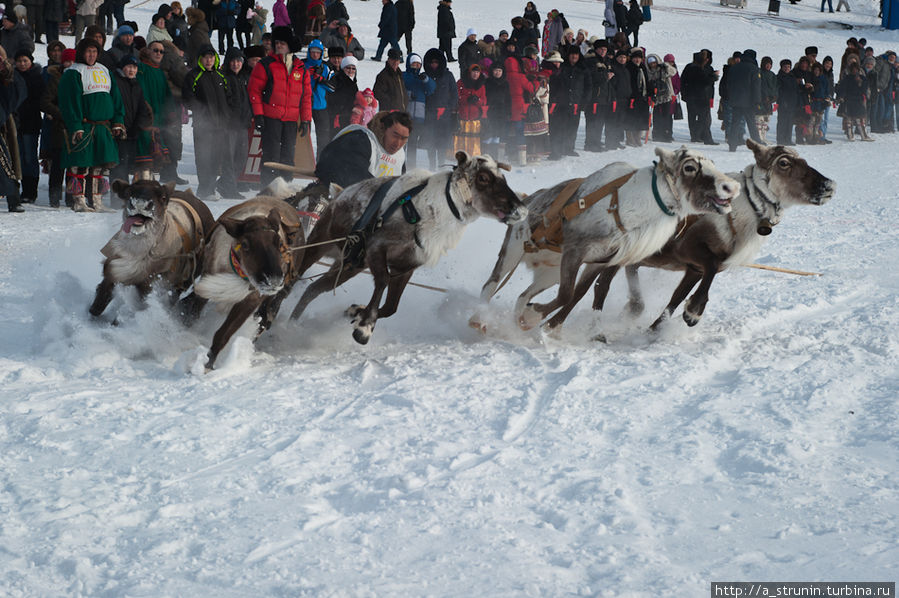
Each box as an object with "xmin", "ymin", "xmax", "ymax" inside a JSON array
[
  {"xmin": 190, "ymin": 196, "xmax": 304, "ymax": 370},
  {"xmin": 265, "ymin": 151, "xmax": 527, "ymax": 345},
  {"xmin": 477, "ymin": 146, "xmax": 741, "ymax": 334},
  {"xmin": 89, "ymin": 180, "xmax": 215, "ymax": 320},
  {"xmin": 591, "ymin": 139, "xmax": 836, "ymax": 329}
]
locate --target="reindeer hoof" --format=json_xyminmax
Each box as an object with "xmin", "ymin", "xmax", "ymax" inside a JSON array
[
  {"xmin": 352, "ymin": 325, "xmax": 373, "ymax": 345},
  {"xmin": 682, "ymin": 309, "xmax": 702, "ymax": 327},
  {"xmin": 591, "ymin": 333, "xmax": 608, "ymax": 343},
  {"xmin": 626, "ymin": 300, "xmax": 645, "ymax": 317},
  {"xmin": 518, "ymin": 304, "xmax": 542, "ymax": 331},
  {"xmin": 468, "ymin": 315, "xmax": 487, "ymax": 334}
]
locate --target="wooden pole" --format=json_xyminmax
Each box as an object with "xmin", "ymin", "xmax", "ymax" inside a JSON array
[{"xmin": 743, "ymin": 263, "xmax": 822, "ymax": 276}]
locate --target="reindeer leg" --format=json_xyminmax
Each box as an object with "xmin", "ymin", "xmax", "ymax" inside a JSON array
[
  {"xmin": 376, "ymin": 269, "xmax": 415, "ymax": 319},
  {"xmin": 515, "ymin": 265, "xmax": 560, "ymax": 330},
  {"xmin": 591, "ymin": 265, "xmax": 621, "ymax": 311},
  {"xmin": 527, "ymin": 247, "xmax": 586, "ymax": 321},
  {"xmin": 289, "ymin": 263, "xmax": 363, "ymax": 321},
  {"xmin": 479, "ymin": 224, "xmax": 525, "ymax": 303},
  {"xmin": 544, "ymin": 264, "xmax": 604, "ymax": 330},
  {"xmin": 177, "ymin": 292, "xmax": 208, "ymax": 325},
  {"xmin": 683, "ymin": 259, "xmax": 721, "ymax": 327},
  {"xmin": 624, "ymin": 265, "xmax": 645, "ymax": 317},
  {"xmin": 349, "ymin": 249, "xmax": 389, "ymax": 345},
  {"xmin": 650, "ymin": 267, "xmax": 703, "ymax": 330},
  {"xmin": 206, "ymin": 295, "xmax": 263, "ymax": 370},
  {"xmin": 89, "ymin": 275, "xmax": 116, "ymax": 317}
]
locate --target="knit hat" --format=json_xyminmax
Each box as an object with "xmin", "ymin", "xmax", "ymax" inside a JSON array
[
  {"xmin": 116, "ymin": 24, "xmax": 135, "ymax": 37},
  {"xmin": 664, "ymin": 53, "xmax": 675, "ymax": 63},
  {"xmin": 522, "ymin": 46, "xmax": 538, "ymax": 58},
  {"xmin": 362, "ymin": 87, "xmax": 374, "ymax": 98},
  {"xmin": 466, "ymin": 27, "xmax": 476, "ymax": 37},
  {"xmin": 62, "ymin": 48, "xmax": 77, "ymax": 63},
  {"xmin": 2, "ymin": 12, "xmax": 16, "ymax": 24},
  {"xmin": 341, "ymin": 55, "xmax": 358, "ymax": 70},
  {"xmin": 408, "ymin": 53, "xmax": 422, "ymax": 65},
  {"xmin": 483, "ymin": 34, "xmax": 495, "ymax": 43},
  {"xmin": 499, "ymin": 30, "xmax": 509, "ymax": 37},
  {"xmin": 545, "ymin": 51, "xmax": 563, "ymax": 63},
  {"xmin": 118, "ymin": 54, "xmax": 139, "ymax": 68}
]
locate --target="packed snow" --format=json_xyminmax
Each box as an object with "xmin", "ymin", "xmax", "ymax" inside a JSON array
[{"xmin": 1, "ymin": 0, "xmax": 898, "ymax": 595}]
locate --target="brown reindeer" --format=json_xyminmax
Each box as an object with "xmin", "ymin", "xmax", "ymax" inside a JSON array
[
  {"xmin": 264, "ymin": 152, "xmax": 527, "ymax": 345},
  {"xmin": 89, "ymin": 180, "xmax": 215, "ymax": 320},
  {"xmin": 591, "ymin": 139, "xmax": 836, "ymax": 329},
  {"xmin": 191, "ymin": 197, "xmax": 304, "ymax": 370}
]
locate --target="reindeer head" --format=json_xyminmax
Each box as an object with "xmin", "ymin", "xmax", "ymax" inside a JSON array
[
  {"xmin": 747, "ymin": 139, "xmax": 836, "ymax": 207},
  {"xmin": 655, "ymin": 146, "xmax": 739, "ymax": 216},
  {"xmin": 112, "ymin": 179, "xmax": 175, "ymax": 236},
  {"xmin": 452, "ymin": 151, "xmax": 527, "ymax": 224},
  {"xmin": 219, "ymin": 209, "xmax": 293, "ymax": 296}
]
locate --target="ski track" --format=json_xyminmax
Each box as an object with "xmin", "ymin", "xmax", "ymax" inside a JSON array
[{"xmin": 3, "ymin": 0, "xmax": 899, "ymax": 595}]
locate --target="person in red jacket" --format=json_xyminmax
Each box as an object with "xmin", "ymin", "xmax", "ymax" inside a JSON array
[
  {"xmin": 454, "ymin": 63, "xmax": 486, "ymax": 155},
  {"xmin": 504, "ymin": 55, "xmax": 537, "ymax": 165},
  {"xmin": 248, "ymin": 26, "xmax": 313, "ymax": 185}
]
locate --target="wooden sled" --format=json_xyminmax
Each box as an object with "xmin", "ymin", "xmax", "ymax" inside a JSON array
[{"xmin": 264, "ymin": 125, "xmax": 317, "ymax": 178}]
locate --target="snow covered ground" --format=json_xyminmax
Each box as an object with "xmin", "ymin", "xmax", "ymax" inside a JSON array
[{"xmin": 2, "ymin": 0, "xmax": 898, "ymax": 595}]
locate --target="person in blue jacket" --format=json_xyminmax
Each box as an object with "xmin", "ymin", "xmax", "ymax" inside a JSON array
[
  {"xmin": 402, "ymin": 52, "xmax": 435, "ymax": 168},
  {"xmin": 304, "ymin": 39, "xmax": 335, "ymax": 157}
]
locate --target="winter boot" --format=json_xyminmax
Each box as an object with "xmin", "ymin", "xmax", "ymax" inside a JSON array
[
  {"xmin": 21, "ymin": 176, "xmax": 38, "ymax": 202},
  {"xmin": 48, "ymin": 186, "xmax": 62, "ymax": 208},
  {"xmin": 845, "ymin": 122, "xmax": 855, "ymax": 141}
]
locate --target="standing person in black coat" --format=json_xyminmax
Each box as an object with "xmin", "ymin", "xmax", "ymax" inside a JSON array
[
  {"xmin": 223, "ymin": 46, "xmax": 252, "ymax": 195},
  {"xmin": 482, "ymin": 60, "xmax": 510, "ymax": 160},
  {"xmin": 584, "ymin": 39, "xmax": 612, "ymax": 151},
  {"xmin": 457, "ymin": 28, "xmax": 482, "ymax": 73},
  {"xmin": 436, "ymin": 0, "xmax": 456, "ymax": 63},
  {"xmin": 0, "ymin": 49, "xmax": 26, "ymax": 212},
  {"xmin": 625, "ymin": 0, "xmax": 643, "ymax": 47},
  {"xmin": 776, "ymin": 59, "xmax": 798, "ymax": 144},
  {"xmin": 623, "ymin": 47, "xmax": 649, "ymax": 146},
  {"xmin": 287, "ymin": 0, "xmax": 307, "ymax": 45},
  {"xmin": 725, "ymin": 48, "xmax": 762, "ymax": 151},
  {"xmin": 111, "ymin": 55, "xmax": 153, "ymax": 184},
  {"xmin": 606, "ymin": 48, "xmax": 631, "ymax": 150},
  {"xmin": 548, "ymin": 46, "xmax": 589, "ymax": 159},
  {"xmin": 182, "ymin": 45, "xmax": 232, "ymax": 199},
  {"xmin": 372, "ymin": 0, "xmax": 401, "ymax": 62},
  {"xmin": 395, "ymin": 0, "xmax": 414, "ymax": 57},
  {"xmin": 509, "ymin": 17, "xmax": 537, "ymax": 55},
  {"xmin": 13, "ymin": 51, "xmax": 44, "ymax": 204},
  {"xmin": 325, "ymin": 0, "xmax": 349, "ymax": 23},
  {"xmin": 680, "ymin": 49, "xmax": 719, "ymax": 144},
  {"xmin": 328, "ymin": 55, "xmax": 358, "ymax": 133},
  {"xmin": 423, "ymin": 46, "xmax": 456, "ymax": 168},
  {"xmin": 523, "ymin": 2, "xmax": 541, "ymax": 31}
]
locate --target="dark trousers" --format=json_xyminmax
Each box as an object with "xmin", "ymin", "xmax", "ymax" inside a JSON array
[
  {"xmin": 584, "ymin": 103, "xmax": 607, "ymax": 150},
  {"xmin": 26, "ymin": 3, "xmax": 44, "ymax": 39},
  {"xmin": 44, "ymin": 20, "xmax": 59, "ymax": 42},
  {"xmin": 226, "ymin": 127, "xmax": 248, "ymax": 192},
  {"xmin": 776, "ymin": 105, "xmax": 795, "ymax": 144},
  {"xmin": 111, "ymin": 138, "xmax": 137, "ymax": 183},
  {"xmin": 374, "ymin": 37, "xmax": 401, "ymax": 60},
  {"xmin": 401, "ymin": 30, "xmax": 413, "ymax": 56},
  {"xmin": 312, "ymin": 109, "xmax": 331, "ymax": 158},
  {"xmin": 260, "ymin": 117, "xmax": 297, "ymax": 186},
  {"xmin": 652, "ymin": 102, "xmax": 673, "ymax": 141},
  {"xmin": 686, "ymin": 98, "xmax": 713, "ymax": 142},
  {"xmin": 193, "ymin": 125, "xmax": 223, "ymax": 196},
  {"xmin": 728, "ymin": 105, "xmax": 761, "ymax": 149},
  {"xmin": 439, "ymin": 36, "xmax": 455, "ymax": 61},
  {"xmin": 160, "ymin": 121, "xmax": 183, "ymax": 181}
]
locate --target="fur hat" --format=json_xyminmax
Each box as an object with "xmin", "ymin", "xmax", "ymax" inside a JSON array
[
  {"xmin": 805, "ymin": 45, "xmax": 818, "ymax": 55},
  {"xmin": 328, "ymin": 45, "xmax": 345, "ymax": 58},
  {"xmin": 271, "ymin": 25, "xmax": 295, "ymax": 48},
  {"xmin": 545, "ymin": 51, "xmax": 563, "ymax": 63},
  {"xmin": 13, "ymin": 49, "xmax": 32, "ymax": 62},
  {"xmin": 244, "ymin": 44, "xmax": 266, "ymax": 59},
  {"xmin": 185, "ymin": 7, "xmax": 205, "ymax": 25},
  {"xmin": 511, "ymin": 16, "xmax": 524, "ymax": 27},
  {"xmin": 1, "ymin": 11, "xmax": 16, "ymax": 24},
  {"xmin": 629, "ymin": 47, "xmax": 644, "ymax": 58},
  {"xmin": 341, "ymin": 55, "xmax": 357, "ymax": 70},
  {"xmin": 483, "ymin": 34, "xmax": 495, "ymax": 43}
]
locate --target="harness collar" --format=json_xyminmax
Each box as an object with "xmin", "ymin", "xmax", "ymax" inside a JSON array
[
  {"xmin": 230, "ymin": 246, "xmax": 249, "ymax": 281},
  {"xmin": 445, "ymin": 170, "xmax": 463, "ymax": 221},
  {"xmin": 651, "ymin": 161, "xmax": 678, "ymax": 217},
  {"xmin": 744, "ymin": 164, "xmax": 782, "ymax": 234}
]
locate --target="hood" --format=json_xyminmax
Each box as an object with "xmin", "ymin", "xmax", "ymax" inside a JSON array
[
  {"xmin": 306, "ymin": 39, "xmax": 324, "ymax": 64},
  {"xmin": 195, "ymin": 45, "xmax": 220, "ymax": 70},
  {"xmin": 504, "ymin": 56, "xmax": 521, "ymax": 74},
  {"xmin": 406, "ymin": 53, "xmax": 423, "ymax": 71},
  {"xmin": 423, "ymin": 47, "xmax": 447, "ymax": 78},
  {"xmin": 741, "ymin": 49, "xmax": 757, "ymax": 64}
]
